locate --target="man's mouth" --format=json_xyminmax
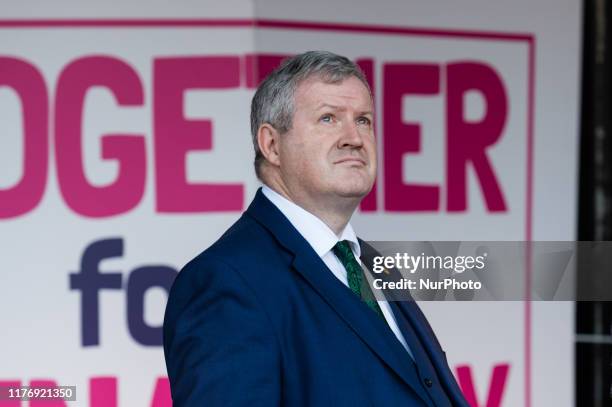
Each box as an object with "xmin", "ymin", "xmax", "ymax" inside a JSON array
[{"xmin": 334, "ymin": 157, "xmax": 366, "ymax": 166}]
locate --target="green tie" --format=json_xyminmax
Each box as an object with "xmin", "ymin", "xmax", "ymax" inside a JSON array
[{"xmin": 333, "ymin": 240, "xmax": 386, "ymax": 320}]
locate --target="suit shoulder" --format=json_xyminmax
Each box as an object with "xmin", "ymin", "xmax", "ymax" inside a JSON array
[
  {"xmin": 206, "ymin": 214, "xmax": 290, "ymax": 269},
  {"xmin": 178, "ymin": 213, "xmax": 290, "ymax": 286}
]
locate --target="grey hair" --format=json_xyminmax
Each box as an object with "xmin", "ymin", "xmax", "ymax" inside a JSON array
[{"xmin": 250, "ymin": 50, "xmax": 371, "ymax": 180}]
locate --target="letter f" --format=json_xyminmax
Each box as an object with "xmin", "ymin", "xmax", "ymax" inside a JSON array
[{"xmin": 70, "ymin": 238, "xmax": 123, "ymax": 346}]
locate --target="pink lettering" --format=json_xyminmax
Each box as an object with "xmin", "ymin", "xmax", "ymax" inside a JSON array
[
  {"xmin": 149, "ymin": 377, "xmax": 171, "ymax": 407},
  {"xmin": 356, "ymin": 58, "xmax": 377, "ymax": 212},
  {"xmin": 0, "ymin": 380, "xmax": 21, "ymax": 407},
  {"xmin": 383, "ymin": 63, "xmax": 440, "ymax": 211},
  {"xmin": 89, "ymin": 377, "xmax": 117, "ymax": 407},
  {"xmin": 0, "ymin": 54, "xmax": 512, "ymax": 217},
  {"xmin": 446, "ymin": 62, "xmax": 508, "ymax": 212},
  {"xmin": 153, "ymin": 56, "xmax": 244, "ymax": 212},
  {"xmin": 244, "ymin": 54, "xmax": 289, "ymax": 88},
  {"xmin": 0, "ymin": 58, "xmax": 48, "ymax": 219},
  {"xmin": 456, "ymin": 363, "xmax": 510, "ymax": 407},
  {"xmin": 54, "ymin": 56, "xmax": 146, "ymax": 217},
  {"xmin": 29, "ymin": 380, "xmax": 65, "ymax": 407}
]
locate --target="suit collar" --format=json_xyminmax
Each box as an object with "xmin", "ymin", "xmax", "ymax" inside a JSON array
[
  {"xmin": 260, "ymin": 185, "xmax": 360, "ymax": 258},
  {"xmin": 245, "ymin": 188, "xmax": 317, "ymax": 257},
  {"xmin": 246, "ymin": 188, "xmax": 431, "ymax": 404}
]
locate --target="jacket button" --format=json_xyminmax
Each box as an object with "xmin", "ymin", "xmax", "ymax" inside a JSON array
[{"xmin": 424, "ymin": 378, "xmax": 433, "ymax": 388}]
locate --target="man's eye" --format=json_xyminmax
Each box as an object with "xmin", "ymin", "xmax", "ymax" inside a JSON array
[
  {"xmin": 357, "ymin": 116, "xmax": 372, "ymax": 126},
  {"xmin": 320, "ymin": 114, "xmax": 334, "ymax": 123}
]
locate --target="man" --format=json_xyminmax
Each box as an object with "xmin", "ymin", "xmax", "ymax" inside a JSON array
[{"xmin": 163, "ymin": 51, "xmax": 469, "ymax": 406}]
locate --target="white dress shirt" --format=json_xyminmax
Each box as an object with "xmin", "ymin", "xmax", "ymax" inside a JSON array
[{"xmin": 262, "ymin": 185, "xmax": 413, "ymax": 358}]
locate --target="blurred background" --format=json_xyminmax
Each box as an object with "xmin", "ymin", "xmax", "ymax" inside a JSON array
[{"xmin": 0, "ymin": 0, "xmax": 610, "ymax": 405}]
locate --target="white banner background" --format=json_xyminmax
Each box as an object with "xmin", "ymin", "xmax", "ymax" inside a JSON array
[{"xmin": 0, "ymin": 1, "xmax": 581, "ymax": 406}]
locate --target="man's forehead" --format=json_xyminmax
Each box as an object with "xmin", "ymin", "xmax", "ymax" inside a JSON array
[{"xmin": 294, "ymin": 76, "xmax": 372, "ymax": 109}]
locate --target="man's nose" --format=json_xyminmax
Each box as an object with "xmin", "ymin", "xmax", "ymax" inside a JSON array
[{"xmin": 338, "ymin": 121, "xmax": 365, "ymax": 148}]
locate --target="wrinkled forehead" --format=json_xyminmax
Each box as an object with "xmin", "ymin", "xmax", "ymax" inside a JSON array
[{"xmin": 293, "ymin": 75, "xmax": 373, "ymax": 112}]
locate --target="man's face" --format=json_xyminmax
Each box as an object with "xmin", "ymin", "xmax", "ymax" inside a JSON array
[{"xmin": 277, "ymin": 75, "xmax": 377, "ymax": 205}]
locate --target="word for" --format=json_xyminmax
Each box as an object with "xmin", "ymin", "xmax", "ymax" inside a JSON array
[{"xmin": 69, "ymin": 238, "xmax": 177, "ymax": 346}]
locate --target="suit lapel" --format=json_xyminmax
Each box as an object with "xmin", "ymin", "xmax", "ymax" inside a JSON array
[
  {"xmin": 360, "ymin": 240, "xmax": 469, "ymax": 407},
  {"xmin": 246, "ymin": 189, "xmax": 431, "ymax": 404}
]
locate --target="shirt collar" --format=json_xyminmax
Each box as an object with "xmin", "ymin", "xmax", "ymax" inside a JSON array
[{"xmin": 261, "ymin": 185, "xmax": 361, "ymax": 259}]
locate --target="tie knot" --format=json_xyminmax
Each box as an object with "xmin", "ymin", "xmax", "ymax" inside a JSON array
[{"xmin": 333, "ymin": 240, "xmax": 355, "ymax": 263}]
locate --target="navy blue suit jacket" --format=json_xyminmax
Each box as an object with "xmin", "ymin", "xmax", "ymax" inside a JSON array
[{"xmin": 163, "ymin": 189, "xmax": 469, "ymax": 406}]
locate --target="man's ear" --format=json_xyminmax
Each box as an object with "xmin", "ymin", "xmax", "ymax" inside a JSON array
[{"xmin": 257, "ymin": 123, "xmax": 282, "ymax": 167}]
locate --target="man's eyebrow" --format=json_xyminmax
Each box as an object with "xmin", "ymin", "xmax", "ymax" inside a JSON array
[
  {"xmin": 315, "ymin": 103, "xmax": 373, "ymax": 116},
  {"xmin": 315, "ymin": 103, "xmax": 345, "ymax": 111}
]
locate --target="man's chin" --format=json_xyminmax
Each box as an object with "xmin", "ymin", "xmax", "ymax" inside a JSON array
[{"xmin": 334, "ymin": 184, "xmax": 374, "ymax": 199}]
